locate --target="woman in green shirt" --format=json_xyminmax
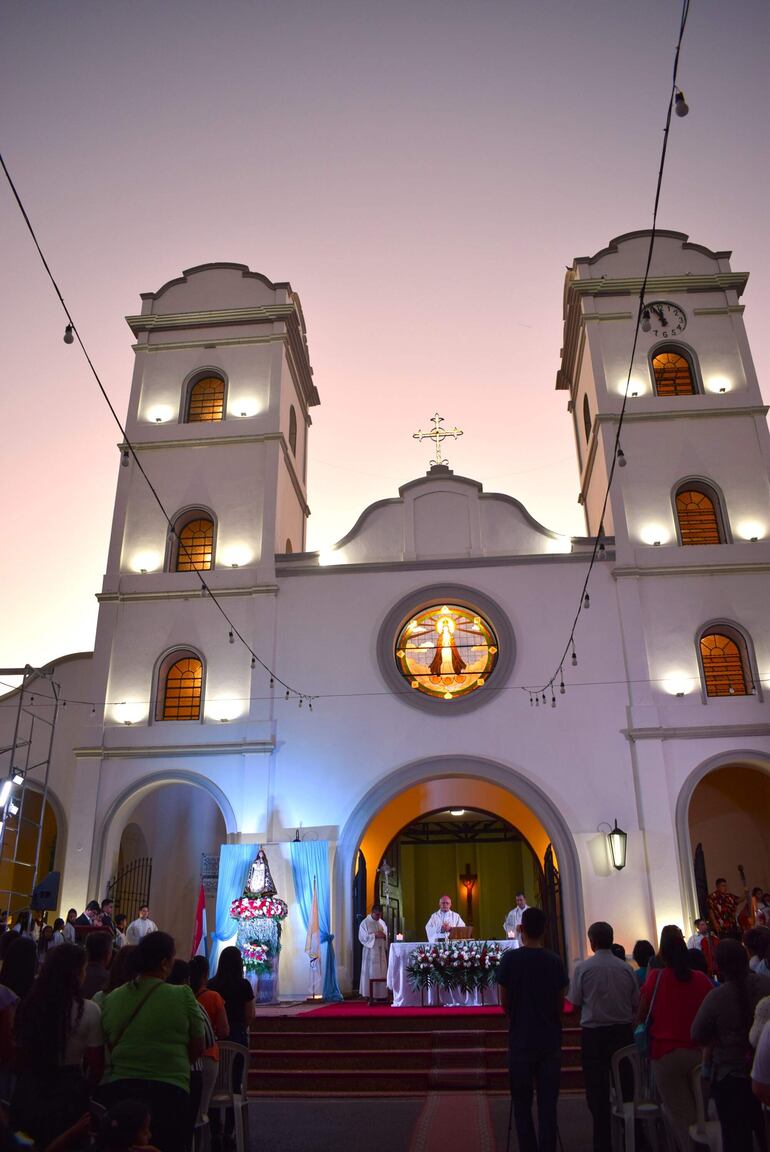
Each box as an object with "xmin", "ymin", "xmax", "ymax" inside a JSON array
[{"xmin": 100, "ymin": 931, "xmax": 204, "ymax": 1152}]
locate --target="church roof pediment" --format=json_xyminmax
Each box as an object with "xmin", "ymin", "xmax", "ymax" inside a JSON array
[{"xmin": 314, "ymin": 471, "xmax": 570, "ymax": 567}]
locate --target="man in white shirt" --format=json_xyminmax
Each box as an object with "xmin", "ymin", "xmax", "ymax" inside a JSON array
[
  {"xmin": 425, "ymin": 895, "xmax": 465, "ymax": 942},
  {"xmin": 126, "ymin": 903, "xmax": 158, "ymax": 944},
  {"xmin": 358, "ymin": 902, "xmax": 388, "ymax": 998},
  {"xmin": 503, "ymin": 892, "xmax": 529, "ymax": 947}
]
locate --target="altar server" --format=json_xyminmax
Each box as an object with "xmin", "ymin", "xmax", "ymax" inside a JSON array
[
  {"xmin": 503, "ymin": 892, "xmax": 529, "ymax": 947},
  {"xmin": 359, "ymin": 902, "xmax": 388, "ymax": 997},
  {"xmin": 425, "ymin": 895, "xmax": 465, "ymax": 942}
]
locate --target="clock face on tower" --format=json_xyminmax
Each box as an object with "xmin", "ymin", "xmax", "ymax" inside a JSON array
[{"xmin": 642, "ymin": 300, "xmax": 686, "ymax": 338}]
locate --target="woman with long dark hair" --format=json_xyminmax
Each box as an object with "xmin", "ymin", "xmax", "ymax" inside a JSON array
[
  {"xmin": 11, "ymin": 942, "xmax": 104, "ymax": 1146},
  {"xmin": 637, "ymin": 925, "xmax": 712, "ymax": 1152},
  {"xmin": 692, "ymin": 937, "xmax": 770, "ymax": 1152},
  {"xmin": 207, "ymin": 946, "xmax": 254, "ymax": 1049}
]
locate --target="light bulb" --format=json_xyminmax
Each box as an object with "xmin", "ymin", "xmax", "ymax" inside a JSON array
[
  {"xmin": 640, "ymin": 310, "xmax": 651, "ymax": 333},
  {"xmin": 63, "ymin": 324, "xmax": 74, "ymax": 345},
  {"xmin": 121, "ymin": 449, "xmax": 130, "ymax": 467},
  {"xmin": 674, "ymin": 91, "xmax": 689, "ymax": 117},
  {"xmin": 617, "ymin": 448, "xmax": 627, "ymax": 468},
  {"xmin": 583, "ymin": 593, "xmax": 590, "ymax": 609}
]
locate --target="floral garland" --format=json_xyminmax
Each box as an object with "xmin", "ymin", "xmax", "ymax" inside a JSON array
[
  {"xmin": 406, "ymin": 941, "xmax": 504, "ymax": 992},
  {"xmin": 241, "ymin": 941, "xmax": 273, "ymax": 975},
  {"xmin": 230, "ymin": 895, "xmax": 289, "ymax": 921}
]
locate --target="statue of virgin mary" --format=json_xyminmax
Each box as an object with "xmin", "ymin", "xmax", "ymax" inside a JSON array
[{"xmin": 246, "ymin": 848, "xmax": 277, "ymax": 898}]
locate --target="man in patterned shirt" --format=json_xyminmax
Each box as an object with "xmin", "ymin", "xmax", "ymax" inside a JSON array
[{"xmin": 707, "ymin": 877, "xmax": 747, "ymax": 940}]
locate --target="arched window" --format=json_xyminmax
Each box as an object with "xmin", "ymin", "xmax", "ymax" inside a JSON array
[
  {"xmin": 169, "ymin": 510, "xmax": 215, "ymax": 571},
  {"xmin": 186, "ymin": 375, "xmax": 225, "ymax": 422},
  {"xmin": 675, "ymin": 484, "xmax": 725, "ymax": 546},
  {"xmin": 289, "ymin": 405, "xmax": 298, "ymax": 455},
  {"xmin": 699, "ymin": 627, "xmax": 751, "ymax": 697},
  {"xmin": 582, "ymin": 395, "xmax": 592, "ymax": 444},
  {"xmin": 156, "ymin": 650, "xmax": 204, "ymax": 720},
  {"xmin": 651, "ymin": 348, "xmax": 697, "ymax": 396}
]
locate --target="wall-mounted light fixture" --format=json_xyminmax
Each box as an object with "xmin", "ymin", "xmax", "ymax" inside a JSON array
[{"xmin": 608, "ymin": 820, "xmax": 628, "ymax": 871}]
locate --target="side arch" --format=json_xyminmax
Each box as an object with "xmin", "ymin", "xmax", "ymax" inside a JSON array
[
  {"xmin": 334, "ymin": 755, "xmax": 585, "ymax": 983},
  {"xmin": 90, "ymin": 769, "xmax": 238, "ymax": 899},
  {"xmin": 675, "ymin": 750, "xmax": 770, "ymax": 929}
]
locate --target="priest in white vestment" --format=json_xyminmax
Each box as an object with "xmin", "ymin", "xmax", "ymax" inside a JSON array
[
  {"xmin": 425, "ymin": 895, "xmax": 465, "ymax": 942},
  {"xmin": 503, "ymin": 892, "xmax": 529, "ymax": 948},
  {"xmin": 358, "ymin": 903, "xmax": 388, "ymax": 997}
]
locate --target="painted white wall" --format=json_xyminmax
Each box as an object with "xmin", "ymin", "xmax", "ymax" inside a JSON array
[{"xmin": 1, "ymin": 237, "xmax": 768, "ymax": 994}]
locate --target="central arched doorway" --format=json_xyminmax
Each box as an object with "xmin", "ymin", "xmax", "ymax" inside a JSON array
[{"xmin": 335, "ymin": 756, "xmax": 583, "ymax": 994}]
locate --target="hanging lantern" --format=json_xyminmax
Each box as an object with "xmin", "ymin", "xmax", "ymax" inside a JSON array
[{"xmin": 608, "ymin": 820, "xmax": 628, "ymax": 871}]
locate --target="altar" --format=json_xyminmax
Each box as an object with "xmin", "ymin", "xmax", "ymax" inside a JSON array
[{"xmin": 386, "ymin": 940, "xmax": 516, "ymax": 1007}]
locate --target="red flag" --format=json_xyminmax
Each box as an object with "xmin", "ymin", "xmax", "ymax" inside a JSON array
[{"xmin": 191, "ymin": 881, "xmax": 207, "ymax": 958}]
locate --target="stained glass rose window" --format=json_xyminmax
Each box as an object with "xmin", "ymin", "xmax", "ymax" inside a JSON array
[{"xmin": 394, "ymin": 604, "xmax": 498, "ymax": 700}]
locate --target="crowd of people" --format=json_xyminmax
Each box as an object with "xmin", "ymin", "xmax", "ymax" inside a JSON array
[
  {"xmin": 0, "ymin": 900, "xmax": 255, "ymax": 1152},
  {"xmin": 495, "ymin": 875, "xmax": 770, "ymax": 1152}
]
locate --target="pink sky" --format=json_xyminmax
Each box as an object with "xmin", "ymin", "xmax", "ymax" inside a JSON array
[{"xmin": 1, "ymin": 0, "xmax": 768, "ymax": 675}]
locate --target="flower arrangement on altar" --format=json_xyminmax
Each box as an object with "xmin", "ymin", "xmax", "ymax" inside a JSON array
[
  {"xmin": 406, "ymin": 940, "xmax": 504, "ymax": 992},
  {"xmin": 240, "ymin": 941, "xmax": 273, "ymax": 975},
  {"xmin": 229, "ymin": 895, "xmax": 288, "ymax": 921}
]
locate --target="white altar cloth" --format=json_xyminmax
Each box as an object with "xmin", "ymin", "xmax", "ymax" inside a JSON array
[{"xmin": 386, "ymin": 940, "xmax": 516, "ymax": 1007}]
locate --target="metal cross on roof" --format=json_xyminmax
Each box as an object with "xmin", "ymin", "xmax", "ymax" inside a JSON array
[{"xmin": 413, "ymin": 412, "xmax": 463, "ymax": 469}]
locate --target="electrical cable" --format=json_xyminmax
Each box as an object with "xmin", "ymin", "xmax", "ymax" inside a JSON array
[
  {"xmin": 526, "ymin": 0, "xmax": 692, "ymax": 704},
  {"xmin": 0, "ymin": 152, "xmax": 313, "ymax": 707}
]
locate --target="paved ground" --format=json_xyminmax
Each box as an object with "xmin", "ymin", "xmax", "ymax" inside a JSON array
[{"xmin": 246, "ymin": 1093, "xmax": 595, "ymax": 1151}]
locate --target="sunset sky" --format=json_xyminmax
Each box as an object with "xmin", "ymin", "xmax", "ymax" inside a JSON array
[{"xmin": 2, "ymin": 0, "xmax": 768, "ymax": 676}]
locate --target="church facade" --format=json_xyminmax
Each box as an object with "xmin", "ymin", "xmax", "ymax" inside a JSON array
[{"xmin": 2, "ymin": 230, "xmax": 769, "ymax": 994}]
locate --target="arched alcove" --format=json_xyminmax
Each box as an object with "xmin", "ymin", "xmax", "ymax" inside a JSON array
[
  {"xmin": 94, "ymin": 771, "xmax": 236, "ymax": 950},
  {"xmin": 676, "ymin": 752, "xmax": 770, "ymax": 926}
]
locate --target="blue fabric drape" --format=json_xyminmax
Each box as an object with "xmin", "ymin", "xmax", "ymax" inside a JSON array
[
  {"xmin": 290, "ymin": 840, "xmax": 343, "ymax": 1002},
  {"xmin": 212, "ymin": 843, "xmax": 256, "ymax": 973}
]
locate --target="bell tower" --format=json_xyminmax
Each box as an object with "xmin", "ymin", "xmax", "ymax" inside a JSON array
[
  {"xmin": 92, "ymin": 263, "xmax": 319, "ymax": 727},
  {"xmin": 556, "ymin": 230, "xmax": 770, "ymax": 555}
]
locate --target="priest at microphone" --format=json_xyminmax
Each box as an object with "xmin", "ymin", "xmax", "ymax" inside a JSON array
[{"xmin": 425, "ymin": 895, "xmax": 465, "ymax": 942}]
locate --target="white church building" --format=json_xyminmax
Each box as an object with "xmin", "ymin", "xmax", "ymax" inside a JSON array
[{"xmin": 2, "ymin": 229, "xmax": 769, "ymax": 995}]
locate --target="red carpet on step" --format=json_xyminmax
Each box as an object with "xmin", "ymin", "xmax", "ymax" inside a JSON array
[{"xmin": 300, "ymin": 1002, "xmax": 504, "ymax": 1018}]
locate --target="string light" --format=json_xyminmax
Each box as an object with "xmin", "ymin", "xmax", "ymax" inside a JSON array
[
  {"xmin": 63, "ymin": 324, "xmax": 74, "ymax": 345},
  {"xmin": 523, "ymin": 0, "xmax": 690, "ymax": 711},
  {"xmin": 0, "ymin": 150, "xmax": 310, "ymax": 708},
  {"xmin": 228, "ymin": 631, "xmax": 235, "ymax": 645},
  {"xmin": 559, "ymin": 673, "xmax": 565, "ymax": 695},
  {"xmin": 250, "ymin": 657, "xmax": 256, "ymax": 670}
]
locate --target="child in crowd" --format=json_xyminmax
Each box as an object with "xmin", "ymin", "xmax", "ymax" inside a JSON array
[{"xmin": 95, "ymin": 1101, "xmax": 161, "ymax": 1152}]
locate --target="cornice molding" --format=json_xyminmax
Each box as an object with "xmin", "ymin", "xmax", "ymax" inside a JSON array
[
  {"xmin": 97, "ymin": 583, "xmax": 279, "ymax": 604},
  {"xmin": 582, "ymin": 312, "xmax": 634, "ymax": 323},
  {"xmin": 595, "ymin": 405, "xmax": 769, "ymax": 424},
  {"xmin": 133, "ymin": 334, "xmax": 279, "ymax": 354},
  {"xmin": 74, "ymin": 739, "xmax": 275, "ymax": 758},
  {"xmin": 612, "ymin": 561, "xmax": 770, "ymax": 578},
  {"xmin": 624, "ymin": 722, "xmax": 770, "ymax": 742},
  {"xmin": 569, "ymin": 272, "xmax": 748, "ymax": 298},
  {"xmin": 126, "ymin": 305, "xmax": 295, "ymax": 334},
  {"xmin": 276, "ymin": 549, "xmax": 606, "ymax": 577}
]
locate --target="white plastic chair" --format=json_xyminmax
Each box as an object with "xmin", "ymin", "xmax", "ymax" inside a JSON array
[
  {"xmin": 209, "ymin": 1041, "xmax": 250, "ymax": 1152},
  {"xmin": 610, "ymin": 1044, "xmax": 670, "ymax": 1152},
  {"xmin": 687, "ymin": 1065, "xmax": 722, "ymax": 1152}
]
